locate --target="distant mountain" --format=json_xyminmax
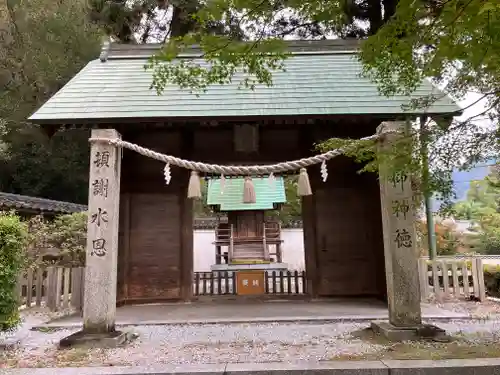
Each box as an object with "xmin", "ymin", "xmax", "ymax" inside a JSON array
[{"xmin": 432, "ymin": 159, "xmax": 497, "ymax": 212}]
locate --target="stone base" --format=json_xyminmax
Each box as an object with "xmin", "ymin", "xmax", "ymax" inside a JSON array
[
  {"xmin": 371, "ymin": 321, "xmax": 447, "ymax": 342},
  {"xmin": 59, "ymin": 330, "xmax": 135, "ymax": 349},
  {"xmin": 211, "ymin": 263, "xmax": 288, "ymax": 271}
]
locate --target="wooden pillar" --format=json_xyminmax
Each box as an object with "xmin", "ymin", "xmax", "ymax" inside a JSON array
[
  {"xmin": 180, "ymin": 171, "xmax": 193, "ymax": 301},
  {"xmin": 277, "ymin": 222, "xmax": 283, "ymax": 263},
  {"xmin": 229, "ymin": 224, "xmax": 234, "ymax": 263},
  {"xmin": 119, "ymin": 193, "xmax": 131, "ymax": 302},
  {"xmin": 179, "ymin": 129, "xmax": 193, "ymax": 301},
  {"xmin": 276, "ymin": 243, "xmax": 283, "ymax": 263},
  {"xmin": 263, "ymin": 222, "xmax": 270, "ymax": 261},
  {"xmin": 377, "ymin": 121, "xmax": 422, "ymax": 327},
  {"xmin": 302, "ymin": 193, "xmax": 318, "ymax": 298},
  {"xmin": 83, "ymin": 129, "xmax": 121, "ymax": 333},
  {"xmin": 215, "ymin": 245, "xmax": 222, "ymax": 264}
]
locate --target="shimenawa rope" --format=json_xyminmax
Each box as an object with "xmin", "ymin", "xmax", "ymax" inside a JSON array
[
  {"xmin": 89, "ymin": 131, "xmax": 390, "ymax": 201},
  {"xmin": 89, "ymin": 133, "xmax": 380, "ymax": 175}
]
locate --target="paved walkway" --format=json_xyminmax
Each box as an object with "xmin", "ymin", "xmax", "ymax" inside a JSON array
[
  {"xmin": 36, "ymin": 299, "xmax": 469, "ymax": 329},
  {"xmin": 4, "ymin": 359, "xmax": 500, "ymax": 375}
]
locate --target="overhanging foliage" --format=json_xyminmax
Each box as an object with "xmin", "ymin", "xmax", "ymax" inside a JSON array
[{"xmin": 144, "ymin": 0, "xmax": 499, "ymax": 206}]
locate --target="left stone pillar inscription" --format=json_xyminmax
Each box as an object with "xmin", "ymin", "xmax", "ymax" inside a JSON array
[{"xmin": 83, "ymin": 129, "xmax": 122, "ymax": 333}]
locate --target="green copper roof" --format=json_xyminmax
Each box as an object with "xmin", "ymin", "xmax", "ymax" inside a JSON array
[
  {"xmin": 29, "ymin": 41, "xmax": 460, "ymax": 123},
  {"xmin": 207, "ymin": 177, "xmax": 286, "ymax": 211}
]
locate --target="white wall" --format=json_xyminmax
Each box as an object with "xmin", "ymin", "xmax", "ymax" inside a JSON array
[{"xmin": 193, "ymin": 229, "xmax": 305, "ymax": 272}]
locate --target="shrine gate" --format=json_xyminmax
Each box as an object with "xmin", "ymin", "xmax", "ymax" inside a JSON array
[{"xmin": 29, "ymin": 39, "xmax": 460, "ymax": 335}]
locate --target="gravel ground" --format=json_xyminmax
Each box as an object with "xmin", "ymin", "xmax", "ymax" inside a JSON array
[
  {"xmin": 436, "ymin": 299, "xmax": 500, "ymax": 319},
  {"xmin": 0, "ymin": 306, "xmax": 73, "ymax": 347},
  {"xmin": 3, "ymin": 302, "xmax": 500, "ymax": 368},
  {"xmin": 3, "ymin": 321, "xmax": 383, "ymax": 366},
  {"xmin": 3, "ymin": 319, "xmax": 500, "ymax": 367}
]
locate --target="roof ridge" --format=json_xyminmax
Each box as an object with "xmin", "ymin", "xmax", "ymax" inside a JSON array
[
  {"xmin": 0, "ymin": 192, "xmax": 87, "ymax": 208},
  {"xmin": 100, "ymin": 39, "xmax": 361, "ymax": 62}
]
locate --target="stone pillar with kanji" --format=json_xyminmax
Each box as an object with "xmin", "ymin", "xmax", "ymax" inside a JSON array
[
  {"xmin": 83, "ymin": 129, "xmax": 122, "ymax": 333},
  {"xmin": 377, "ymin": 121, "xmax": 422, "ymax": 328}
]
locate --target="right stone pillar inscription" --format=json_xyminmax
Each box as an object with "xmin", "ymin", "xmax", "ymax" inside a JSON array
[{"xmin": 377, "ymin": 121, "xmax": 422, "ymax": 327}]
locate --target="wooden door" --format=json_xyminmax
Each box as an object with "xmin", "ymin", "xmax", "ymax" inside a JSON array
[
  {"xmin": 313, "ymin": 179, "xmax": 385, "ymax": 297},
  {"xmin": 229, "ymin": 211, "xmax": 264, "ymax": 239}
]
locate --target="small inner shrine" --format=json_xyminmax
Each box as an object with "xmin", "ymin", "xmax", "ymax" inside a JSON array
[{"xmin": 206, "ymin": 177, "xmax": 288, "ymax": 271}]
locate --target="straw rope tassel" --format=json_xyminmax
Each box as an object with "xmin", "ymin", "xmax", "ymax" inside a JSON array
[
  {"xmin": 243, "ymin": 176, "xmax": 256, "ymax": 203},
  {"xmin": 321, "ymin": 160, "xmax": 328, "ymax": 182},
  {"xmin": 187, "ymin": 170, "xmax": 202, "ymax": 199},
  {"xmin": 164, "ymin": 163, "xmax": 171, "ymax": 185},
  {"xmin": 220, "ymin": 174, "xmax": 226, "ymax": 195},
  {"xmin": 268, "ymin": 172, "xmax": 276, "ymax": 189},
  {"xmin": 297, "ymin": 168, "xmax": 312, "ymax": 196}
]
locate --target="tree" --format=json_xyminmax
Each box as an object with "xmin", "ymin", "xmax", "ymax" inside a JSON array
[
  {"xmin": 193, "ymin": 178, "xmax": 214, "ymax": 217},
  {"xmin": 87, "ymin": 0, "xmax": 404, "ymax": 45},
  {"xmin": 476, "ymin": 214, "xmax": 500, "ymax": 255},
  {"xmin": 2, "ymin": 129, "xmax": 92, "ymax": 202},
  {"xmin": 88, "ymin": 0, "xmax": 247, "ymax": 43},
  {"xmin": 266, "ymin": 177, "xmax": 302, "ymax": 226},
  {"xmin": 416, "ymin": 217, "xmax": 463, "ymax": 256},
  {"xmin": 454, "ymin": 200, "xmax": 489, "ymax": 221},
  {"xmin": 454, "ymin": 175, "xmax": 500, "ymax": 221},
  {"xmin": 146, "ymin": 0, "xmax": 498, "ymax": 207},
  {"xmin": 0, "ymin": 0, "xmax": 101, "ymax": 202},
  {"xmin": 453, "ymin": 171, "xmax": 500, "ymax": 254},
  {"xmin": 360, "ymin": 0, "xmax": 499, "ymax": 203},
  {"xmin": 0, "ymin": 212, "xmax": 27, "ymax": 331},
  {"xmin": 434, "ymin": 221, "xmax": 462, "ymax": 256},
  {"xmin": 22, "ymin": 213, "xmax": 87, "ymax": 269},
  {"xmin": 2, "ymin": 0, "xmax": 273, "ymax": 202}
]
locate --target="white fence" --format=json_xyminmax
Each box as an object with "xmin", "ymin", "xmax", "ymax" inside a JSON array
[{"xmin": 418, "ymin": 258, "xmax": 486, "ymax": 302}]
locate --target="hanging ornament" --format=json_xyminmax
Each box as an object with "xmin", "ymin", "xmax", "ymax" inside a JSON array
[
  {"xmin": 320, "ymin": 160, "xmax": 328, "ymax": 182},
  {"xmin": 220, "ymin": 174, "xmax": 226, "ymax": 195},
  {"xmin": 268, "ymin": 172, "xmax": 276, "ymax": 189},
  {"xmin": 164, "ymin": 163, "xmax": 171, "ymax": 185},
  {"xmin": 243, "ymin": 176, "xmax": 256, "ymax": 203},
  {"xmin": 297, "ymin": 168, "xmax": 312, "ymax": 196},
  {"xmin": 187, "ymin": 170, "xmax": 202, "ymax": 199}
]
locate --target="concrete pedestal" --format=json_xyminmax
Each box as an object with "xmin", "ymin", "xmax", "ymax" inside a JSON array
[
  {"xmin": 371, "ymin": 321, "xmax": 448, "ymax": 342},
  {"xmin": 59, "ymin": 330, "xmax": 136, "ymax": 349},
  {"xmin": 211, "ymin": 263, "xmax": 288, "ymax": 272}
]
